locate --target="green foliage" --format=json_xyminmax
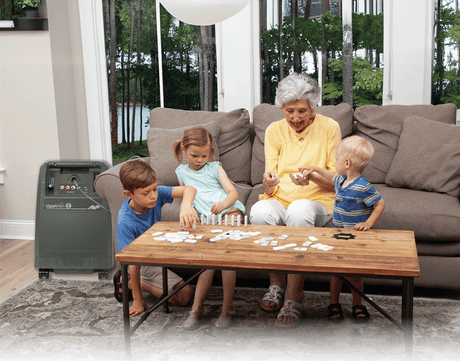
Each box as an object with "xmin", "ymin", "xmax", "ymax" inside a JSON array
[
  {"xmin": 260, "ymin": 11, "xmax": 385, "ymax": 104},
  {"xmin": 112, "ymin": 141, "xmax": 149, "ymax": 162},
  {"xmin": 433, "ymin": 3, "xmax": 460, "ymax": 107},
  {"xmin": 322, "ymin": 57, "xmax": 383, "ymax": 107}
]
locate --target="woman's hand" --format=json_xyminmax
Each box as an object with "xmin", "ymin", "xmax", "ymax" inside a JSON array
[
  {"xmin": 289, "ymin": 168, "xmax": 313, "ymax": 186},
  {"xmin": 262, "ymin": 171, "xmax": 280, "ymax": 196}
]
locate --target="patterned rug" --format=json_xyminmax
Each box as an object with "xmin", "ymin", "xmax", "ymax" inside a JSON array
[{"xmin": 1, "ymin": 279, "xmax": 459, "ymax": 361}]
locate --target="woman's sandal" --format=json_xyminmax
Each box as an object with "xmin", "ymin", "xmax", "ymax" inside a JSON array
[
  {"xmin": 260, "ymin": 284, "xmax": 285, "ymax": 312},
  {"xmin": 352, "ymin": 305, "xmax": 370, "ymax": 322},
  {"xmin": 275, "ymin": 299, "xmax": 303, "ymax": 328},
  {"xmin": 183, "ymin": 309, "xmax": 202, "ymax": 330},
  {"xmin": 215, "ymin": 310, "xmax": 235, "ymax": 329},
  {"xmin": 327, "ymin": 303, "xmax": 344, "ymax": 321},
  {"xmin": 113, "ymin": 270, "xmax": 133, "ymax": 303}
]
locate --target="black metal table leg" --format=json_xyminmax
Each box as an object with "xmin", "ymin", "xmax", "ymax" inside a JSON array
[
  {"xmin": 122, "ymin": 264, "xmax": 131, "ymax": 358},
  {"xmin": 162, "ymin": 267, "xmax": 170, "ymax": 314},
  {"xmin": 402, "ymin": 278, "xmax": 414, "ymax": 361}
]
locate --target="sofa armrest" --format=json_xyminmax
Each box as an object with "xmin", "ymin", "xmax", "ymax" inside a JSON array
[{"xmin": 94, "ymin": 157, "xmax": 151, "ymax": 252}]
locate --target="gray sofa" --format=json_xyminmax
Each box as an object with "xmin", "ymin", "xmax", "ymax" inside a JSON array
[{"xmin": 94, "ymin": 103, "xmax": 460, "ymax": 290}]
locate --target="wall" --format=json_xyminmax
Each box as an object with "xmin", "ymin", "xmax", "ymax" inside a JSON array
[
  {"xmin": 0, "ymin": 0, "xmax": 110, "ymax": 240},
  {"xmin": 0, "ymin": 30, "xmax": 59, "ymax": 238}
]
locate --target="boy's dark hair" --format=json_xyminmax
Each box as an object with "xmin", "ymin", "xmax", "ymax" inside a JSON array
[{"xmin": 119, "ymin": 160, "xmax": 157, "ymax": 193}]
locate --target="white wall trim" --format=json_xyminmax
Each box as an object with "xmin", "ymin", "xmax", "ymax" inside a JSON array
[
  {"xmin": 78, "ymin": 0, "xmax": 112, "ymax": 166},
  {"xmin": 0, "ymin": 220, "xmax": 35, "ymax": 240},
  {"xmin": 383, "ymin": 0, "xmax": 434, "ymax": 105},
  {"xmin": 216, "ymin": 0, "xmax": 261, "ymax": 117}
]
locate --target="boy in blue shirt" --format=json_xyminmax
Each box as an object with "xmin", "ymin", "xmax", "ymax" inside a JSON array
[
  {"xmin": 114, "ymin": 160, "xmax": 199, "ymax": 317},
  {"xmin": 299, "ymin": 136, "xmax": 385, "ymax": 321}
]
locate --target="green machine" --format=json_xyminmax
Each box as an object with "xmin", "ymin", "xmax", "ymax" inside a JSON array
[{"xmin": 35, "ymin": 161, "xmax": 113, "ymax": 279}]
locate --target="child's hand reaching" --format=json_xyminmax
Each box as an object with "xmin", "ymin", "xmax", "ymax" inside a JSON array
[
  {"xmin": 354, "ymin": 222, "xmax": 371, "ymax": 231},
  {"xmin": 211, "ymin": 202, "xmax": 225, "ymax": 215}
]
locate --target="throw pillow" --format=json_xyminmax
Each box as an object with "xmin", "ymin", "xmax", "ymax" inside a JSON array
[
  {"xmin": 385, "ymin": 115, "xmax": 460, "ymax": 198},
  {"xmin": 149, "ymin": 107, "xmax": 252, "ymax": 184},
  {"xmin": 355, "ymin": 103, "xmax": 457, "ymax": 183},
  {"xmin": 147, "ymin": 121, "xmax": 220, "ymax": 186}
]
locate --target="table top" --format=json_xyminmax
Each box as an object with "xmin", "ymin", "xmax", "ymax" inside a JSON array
[{"xmin": 116, "ymin": 222, "xmax": 420, "ymax": 278}]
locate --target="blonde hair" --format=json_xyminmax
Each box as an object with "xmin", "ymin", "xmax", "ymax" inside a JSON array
[
  {"xmin": 336, "ymin": 136, "xmax": 374, "ymax": 172},
  {"xmin": 172, "ymin": 126, "xmax": 216, "ymax": 163}
]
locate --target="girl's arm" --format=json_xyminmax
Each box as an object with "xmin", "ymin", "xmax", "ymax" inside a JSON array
[
  {"xmin": 211, "ymin": 165, "xmax": 239, "ymax": 214},
  {"xmin": 171, "ymin": 185, "xmax": 199, "ymax": 227}
]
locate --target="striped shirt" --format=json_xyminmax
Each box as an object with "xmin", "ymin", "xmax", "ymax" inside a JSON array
[{"xmin": 332, "ymin": 174, "xmax": 382, "ymax": 228}]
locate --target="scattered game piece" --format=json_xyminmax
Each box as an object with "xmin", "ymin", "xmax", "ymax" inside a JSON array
[
  {"xmin": 279, "ymin": 234, "xmax": 289, "ymax": 240},
  {"xmin": 152, "ymin": 232, "xmax": 163, "ymax": 237},
  {"xmin": 284, "ymin": 243, "xmax": 297, "ymax": 248},
  {"xmin": 294, "ymin": 247, "xmax": 307, "ymax": 251},
  {"xmin": 308, "ymin": 236, "xmax": 318, "ymax": 242}
]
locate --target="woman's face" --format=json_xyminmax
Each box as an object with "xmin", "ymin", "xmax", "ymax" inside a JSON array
[{"xmin": 281, "ymin": 99, "xmax": 314, "ymax": 133}]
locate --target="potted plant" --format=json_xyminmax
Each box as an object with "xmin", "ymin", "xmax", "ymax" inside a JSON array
[{"xmin": 13, "ymin": 0, "xmax": 47, "ymax": 30}]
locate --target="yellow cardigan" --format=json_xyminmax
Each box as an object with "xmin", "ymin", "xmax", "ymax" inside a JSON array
[{"xmin": 260, "ymin": 114, "xmax": 341, "ymax": 214}]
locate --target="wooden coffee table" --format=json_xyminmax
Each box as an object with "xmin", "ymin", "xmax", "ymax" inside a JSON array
[{"xmin": 116, "ymin": 222, "xmax": 420, "ymax": 358}]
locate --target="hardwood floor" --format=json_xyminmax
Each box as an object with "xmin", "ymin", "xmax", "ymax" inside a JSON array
[
  {"xmin": 0, "ymin": 239, "xmax": 112, "ymax": 301},
  {"xmin": 0, "ymin": 239, "xmax": 37, "ymax": 300}
]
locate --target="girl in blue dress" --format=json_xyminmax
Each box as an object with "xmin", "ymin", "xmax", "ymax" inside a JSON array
[{"xmin": 173, "ymin": 126, "xmax": 245, "ymax": 329}]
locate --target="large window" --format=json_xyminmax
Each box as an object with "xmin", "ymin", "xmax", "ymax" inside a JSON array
[
  {"xmin": 260, "ymin": 0, "xmax": 383, "ymax": 107},
  {"xmin": 103, "ymin": 0, "xmax": 217, "ymax": 161},
  {"xmin": 433, "ymin": 0, "xmax": 460, "ymax": 107}
]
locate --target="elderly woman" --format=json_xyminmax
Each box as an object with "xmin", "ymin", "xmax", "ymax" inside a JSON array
[{"xmin": 250, "ymin": 73, "xmax": 341, "ymax": 327}]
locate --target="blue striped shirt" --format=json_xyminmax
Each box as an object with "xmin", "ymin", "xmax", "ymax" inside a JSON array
[{"xmin": 332, "ymin": 174, "xmax": 382, "ymax": 228}]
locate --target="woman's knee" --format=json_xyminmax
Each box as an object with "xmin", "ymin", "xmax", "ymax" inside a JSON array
[
  {"xmin": 250, "ymin": 200, "xmax": 284, "ymax": 225},
  {"xmin": 286, "ymin": 199, "xmax": 328, "ymax": 227}
]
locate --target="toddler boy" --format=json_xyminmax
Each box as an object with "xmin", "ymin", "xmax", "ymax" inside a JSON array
[{"xmin": 300, "ymin": 136, "xmax": 385, "ymax": 321}]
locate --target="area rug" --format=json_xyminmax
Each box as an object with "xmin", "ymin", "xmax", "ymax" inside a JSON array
[{"xmin": 1, "ymin": 279, "xmax": 459, "ymax": 361}]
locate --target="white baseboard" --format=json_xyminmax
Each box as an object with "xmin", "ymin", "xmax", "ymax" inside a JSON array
[{"xmin": 0, "ymin": 220, "xmax": 35, "ymax": 240}]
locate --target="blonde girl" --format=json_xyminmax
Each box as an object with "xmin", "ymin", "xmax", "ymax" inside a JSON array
[{"xmin": 173, "ymin": 126, "xmax": 245, "ymax": 329}]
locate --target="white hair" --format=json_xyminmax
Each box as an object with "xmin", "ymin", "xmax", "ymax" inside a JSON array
[{"xmin": 275, "ymin": 73, "xmax": 321, "ymax": 108}]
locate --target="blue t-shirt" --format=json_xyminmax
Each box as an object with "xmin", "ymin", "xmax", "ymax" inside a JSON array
[
  {"xmin": 175, "ymin": 161, "xmax": 245, "ymax": 219},
  {"xmin": 117, "ymin": 186, "xmax": 173, "ymax": 252},
  {"xmin": 332, "ymin": 174, "xmax": 382, "ymax": 228}
]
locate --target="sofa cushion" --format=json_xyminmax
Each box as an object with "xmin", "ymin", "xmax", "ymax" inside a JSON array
[
  {"xmin": 373, "ymin": 184, "xmax": 460, "ymax": 242},
  {"xmin": 355, "ymin": 103, "xmax": 457, "ymax": 183},
  {"xmin": 385, "ymin": 116, "xmax": 460, "ymax": 197},
  {"xmin": 147, "ymin": 121, "xmax": 220, "ymax": 186},
  {"xmin": 149, "ymin": 107, "xmax": 252, "ymax": 185},
  {"xmin": 251, "ymin": 103, "xmax": 354, "ymax": 185}
]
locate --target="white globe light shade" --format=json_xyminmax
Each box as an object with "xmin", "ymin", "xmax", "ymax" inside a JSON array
[{"xmin": 160, "ymin": 0, "xmax": 250, "ymax": 25}]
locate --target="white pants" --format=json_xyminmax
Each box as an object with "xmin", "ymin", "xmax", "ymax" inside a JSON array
[{"xmin": 250, "ymin": 199, "xmax": 332, "ymax": 227}]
